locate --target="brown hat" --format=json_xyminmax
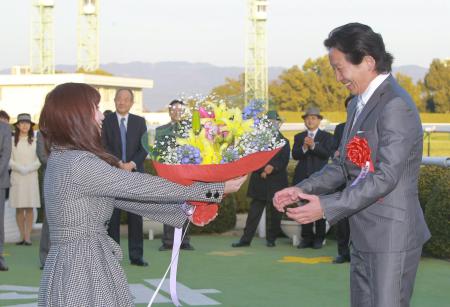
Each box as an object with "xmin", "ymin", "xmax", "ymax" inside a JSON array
[
  {"xmin": 14, "ymin": 113, "xmax": 35, "ymax": 126},
  {"xmin": 301, "ymin": 107, "xmax": 323, "ymax": 119}
]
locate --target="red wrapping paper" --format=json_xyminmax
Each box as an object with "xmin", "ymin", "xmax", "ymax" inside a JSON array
[{"xmin": 153, "ymin": 148, "xmax": 281, "ymax": 226}]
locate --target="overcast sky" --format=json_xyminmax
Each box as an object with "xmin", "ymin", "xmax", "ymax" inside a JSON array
[{"xmin": 1, "ymin": 0, "xmax": 449, "ymax": 70}]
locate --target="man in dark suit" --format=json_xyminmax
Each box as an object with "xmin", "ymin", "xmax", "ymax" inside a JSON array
[
  {"xmin": 274, "ymin": 23, "xmax": 430, "ymax": 306},
  {"xmin": 232, "ymin": 111, "xmax": 290, "ymax": 248},
  {"xmin": 37, "ymin": 131, "xmax": 50, "ymax": 270},
  {"xmin": 331, "ymin": 95, "xmax": 353, "ymax": 264},
  {"xmin": 0, "ymin": 113, "xmax": 12, "ymax": 271},
  {"xmin": 102, "ymin": 88, "xmax": 149, "ymax": 266},
  {"xmin": 157, "ymin": 100, "xmax": 195, "ymax": 251},
  {"xmin": 292, "ymin": 107, "xmax": 334, "ymax": 249}
]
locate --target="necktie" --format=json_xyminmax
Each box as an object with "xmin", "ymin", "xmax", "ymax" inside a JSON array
[
  {"xmin": 308, "ymin": 131, "xmax": 314, "ymax": 139},
  {"xmin": 120, "ymin": 117, "xmax": 127, "ymax": 162},
  {"xmin": 352, "ymin": 97, "xmax": 365, "ymax": 128}
]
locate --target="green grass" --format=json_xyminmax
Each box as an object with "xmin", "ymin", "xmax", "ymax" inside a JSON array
[{"xmin": 1, "ymin": 235, "xmax": 449, "ymax": 306}]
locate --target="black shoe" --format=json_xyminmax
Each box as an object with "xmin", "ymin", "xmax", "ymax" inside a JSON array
[
  {"xmin": 0, "ymin": 261, "xmax": 8, "ymax": 271},
  {"xmin": 24, "ymin": 241, "xmax": 32, "ymax": 246},
  {"xmin": 231, "ymin": 241, "xmax": 250, "ymax": 248},
  {"xmin": 297, "ymin": 239, "xmax": 312, "ymax": 249},
  {"xmin": 130, "ymin": 259, "xmax": 148, "ymax": 267},
  {"xmin": 16, "ymin": 240, "xmax": 25, "ymax": 245},
  {"xmin": 180, "ymin": 243, "xmax": 195, "ymax": 251},
  {"xmin": 333, "ymin": 254, "xmax": 351, "ymax": 264},
  {"xmin": 158, "ymin": 244, "xmax": 172, "ymax": 251},
  {"xmin": 312, "ymin": 239, "xmax": 323, "ymax": 249},
  {"xmin": 266, "ymin": 241, "xmax": 275, "ymax": 247}
]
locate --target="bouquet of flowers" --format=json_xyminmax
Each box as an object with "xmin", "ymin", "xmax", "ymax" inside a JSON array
[{"xmin": 143, "ymin": 98, "xmax": 285, "ymax": 226}]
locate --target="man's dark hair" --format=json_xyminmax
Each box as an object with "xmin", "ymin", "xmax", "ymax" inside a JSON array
[
  {"xmin": 0, "ymin": 110, "xmax": 10, "ymax": 121},
  {"xmin": 324, "ymin": 23, "xmax": 393, "ymax": 73},
  {"xmin": 169, "ymin": 99, "xmax": 185, "ymax": 107}
]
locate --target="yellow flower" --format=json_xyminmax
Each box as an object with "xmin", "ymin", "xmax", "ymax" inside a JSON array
[{"xmin": 177, "ymin": 130, "xmax": 222, "ymax": 164}]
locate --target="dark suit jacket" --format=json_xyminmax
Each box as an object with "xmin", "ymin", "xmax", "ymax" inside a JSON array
[
  {"xmin": 333, "ymin": 122, "xmax": 346, "ymax": 152},
  {"xmin": 247, "ymin": 134, "xmax": 290, "ymax": 201},
  {"xmin": 292, "ymin": 129, "xmax": 334, "ymax": 185},
  {"xmin": 102, "ymin": 112, "xmax": 148, "ymax": 172}
]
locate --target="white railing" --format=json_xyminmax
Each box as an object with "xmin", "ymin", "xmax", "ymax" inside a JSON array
[{"xmin": 421, "ymin": 157, "xmax": 450, "ymax": 167}]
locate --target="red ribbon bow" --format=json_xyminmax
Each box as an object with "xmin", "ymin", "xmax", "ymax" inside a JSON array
[{"xmin": 346, "ymin": 136, "xmax": 374, "ymax": 172}]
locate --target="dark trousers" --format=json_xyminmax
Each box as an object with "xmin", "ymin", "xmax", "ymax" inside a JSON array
[
  {"xmin": 39, "ymin": 213, "xmax": 50, "ymax": 267},
  {"xmin": 161, "ymin": 220, "xmax": 190, "ymax": 247},
  {"xmin": 0, "ymin": 189, "xmax": 5, "ymax": 258},
  {"xmin": 336, "ymin": 217, "xmax": 350, "ymax": 256},
  {"xmin": 108, "ymin": 208, "xmax": 143, "ymax": 261},
  {"xmin": 301, "ymin": 218, "xmax": 326, "ymax": 242},
  {"xmin": 241, "ymin": 198, "xmax": 282, "ymax": 243}
]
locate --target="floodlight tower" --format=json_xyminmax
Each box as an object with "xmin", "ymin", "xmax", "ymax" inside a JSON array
[
  {"xmin": 77, "ymin": 0, "xmax": 99, "ymax": 72},
  {"xmin": 30, "ymin": 0, "xmax": 55, "ymax": 74},
  {"xmin": 245, "ymin": 0, "xmax": 268, "ymax": 108}
]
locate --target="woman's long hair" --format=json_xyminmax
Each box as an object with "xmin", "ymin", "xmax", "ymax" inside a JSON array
[
  {"xmin": 39, "ymin": 83, "xmax": 119, "ymax": 167},
  {"xmin": 14, "ymin": 123, "xmax": 34, "ymax": 146}
]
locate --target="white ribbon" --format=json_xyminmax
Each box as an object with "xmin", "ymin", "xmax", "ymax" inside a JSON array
[
  {"xmin": 351, "ymin": 161, "xmax": 371, "ymax": 187},
  {"xmin": 147, "ymin": 206, "xmax": 194, "ymax": 307}
]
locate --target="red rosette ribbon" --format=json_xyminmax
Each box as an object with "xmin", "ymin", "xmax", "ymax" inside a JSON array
[
  {"xmin": 346, "ymin": 136, "xmax": 374, "ymax": 171},
  {"xmin": 346, "ymin": 136, "xmax": 374, "ymax": 186},
  {"xmin": 153, "ymin": 148, "xmax": 281, "ymax": 226}
]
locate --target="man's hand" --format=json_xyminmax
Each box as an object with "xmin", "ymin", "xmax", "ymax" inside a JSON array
[
  {"xmin": 264, "ymin": 164, "xmax": 274, "ymax": 175},
  {"xmin": 286, "ymin": 193, "xmax": 324, "ymax": 224},
  {"xmin": 304, "ymin": 137, "xmax": 314, "ymax": 148},
  {"xmin": 273, "ymin": 187, "xmax": 303, "ymax": 212},
  {"xmin": 119, "ymin": 161, "xmax": 135, "ymax": 172}
]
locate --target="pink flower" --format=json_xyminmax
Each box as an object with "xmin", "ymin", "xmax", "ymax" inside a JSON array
[{"xmin": 199, "ymin": 107, "xmax": 215, "ymax": 118}]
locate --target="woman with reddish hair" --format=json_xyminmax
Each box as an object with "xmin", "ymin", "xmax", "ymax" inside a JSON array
[{"xmin": 37, "ymin": 83, "xmax": 246, "ymax": 307}]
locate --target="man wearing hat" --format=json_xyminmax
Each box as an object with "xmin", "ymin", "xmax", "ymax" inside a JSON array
[
  {"xmin": 232, "ymin": 111, "xmax": 290, "ymax": 248},
  {"xmin": 292, "ymin": 106, "xmax": 334, "ymax": 249},
  {"xmin": 157, "ymin": 99, "xmax": 195, "ymax": 251}
]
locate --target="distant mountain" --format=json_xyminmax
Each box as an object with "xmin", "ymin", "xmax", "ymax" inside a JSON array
[
  {"xmin": 392, "ymin": 65, "xmax": 428, "ymax": 83},
  {"xmin": 0, "ymin": 62, "xmax": 428, "ymax": 111},
  {"xmin": 53, "ymin": 62, "xmax": 284, "ymax": 111}
]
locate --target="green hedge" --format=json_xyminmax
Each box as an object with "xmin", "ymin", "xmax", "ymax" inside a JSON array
[{"xmin": 419, "ymin": 166, "xmax": 450, "ymax": 259}]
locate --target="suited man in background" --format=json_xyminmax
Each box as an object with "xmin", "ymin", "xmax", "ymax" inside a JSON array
[
  {"xmin": 330, "ymin": 95, "xmax": 353, "ymax": 264},
  {"xmin": 37, "ymin": 131, "xmax": 50, "ymax": 269},
  {"xmin": 292, "ymin": 107, "xmax": 334, "ymax": 249},
  {"xmin": 274, "ymin": 23, "xmax": 430, "ymax": 306},
  {"xmin": 157, "ymin": 100, "xmax": 195, "ymax": 251},
  {"xmin": 0, "ymin": 116, "xmax": 12, "ymax": 271},
  {"xmin": 102, "ymin": 88, "xmax": 149, "ymax": 266},
  {"xmin": 232, "ymin": 111, "xmax": 290, "ymax": 248}
]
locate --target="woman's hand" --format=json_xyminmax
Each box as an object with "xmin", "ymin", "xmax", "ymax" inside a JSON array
[{"xmin": 224, "ymin": 175, "xmax": 248, "ymax": 194}]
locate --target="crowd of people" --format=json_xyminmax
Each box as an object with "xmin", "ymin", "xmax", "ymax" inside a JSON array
[
  {"xmin": 0, "ymin": 87, "xmax": 352, "ymax": 274},
  {"xmin": 0, "ymin": 22, "xmax": 430, "ymax": 307}
]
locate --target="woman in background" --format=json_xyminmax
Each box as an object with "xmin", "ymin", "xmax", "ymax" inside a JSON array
[
  {"xmin": 9, "ymin": 113, "xmax": 41, "ymax": 246},
  {"xmin": 37, "ymin": 82, "xmax": 246, "ymax": 306}
]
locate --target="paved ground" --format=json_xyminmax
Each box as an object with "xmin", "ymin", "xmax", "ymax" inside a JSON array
[{"xmin": 1, "ymin": 231, "xmax": 449, "ymax": 306}]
